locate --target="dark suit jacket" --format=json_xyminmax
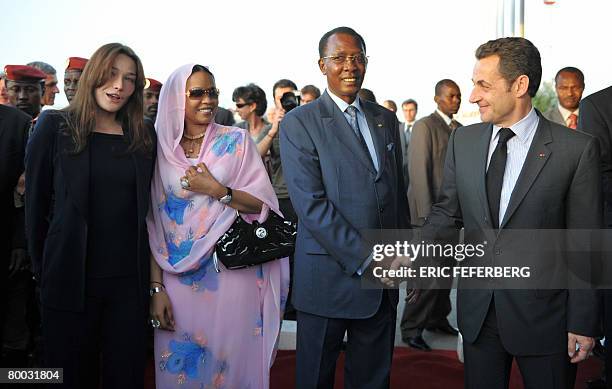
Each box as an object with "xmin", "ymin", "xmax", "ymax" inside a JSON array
[
  {"xmin": 0, "ymin": 105, "xmax": 31, "ymax": 259},
  {"xmin": 543, "ymin": 105, "xmax": 565, "ymax": 126},
  {"xmin": 25, "ymin": 110, "xmax": 157, "ymax": 311},
  {"xmin": 280, "ymin": 91, "xmax": 409, "ymax": 319},
  {"xmin": 214, "ymin": 107, "xmax": 235, "ymax": 126},
  {"xmin": 408, "ymin": 111, "xmax": 461, "ymax": 226},
  {"xmin": 579, "ymin": 86, "xmax": 612, "ymax": 226},
  {"xmin": 398, "ymin": 122, "xmax": 409, "ymax": 191},
  {"xmin": 423, "ymin": 111, "xmax": 601, "ymax": 355}
]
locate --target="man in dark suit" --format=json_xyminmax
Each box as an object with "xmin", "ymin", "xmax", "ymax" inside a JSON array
[
  {"xmin": 544, "ymin": 67, "xmax": 584, "ymax": 129},
  {"xmin": 578, "ymin": 85, "xmax": 612, "ymax": 387},
  {"xmin": 399, "ymin": 99, "xmax": 418, "ymax": 191},
  {"xmin": 401, "ymin": 80, "xmax": 462, "ymax": 350},
  {"xmin": 406, "ymin": 37, "xmax": 600, "ymax": 388},
  {"xmin": 213, "ymin": 106, "xmax": 235, "ymax": 126},
  {"xmin": 280, "ymin": 26, "xmax": 409, "ymax": 389},
  {"xmin": 0, "ymin": 104, "xmax": 31, "ymax": 364}
]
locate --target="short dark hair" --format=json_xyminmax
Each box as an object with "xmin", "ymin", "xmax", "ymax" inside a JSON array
[
  {"xmin": 232, "ymin": 83, "xmax": 267, "ymax": 117},
  {"xmin": 272, "ymin": 79, "xmax": 297, "ymax": 99},
  {"xmin": 402, "ymin": 99, "xmax": 418, "ymax": 110},
  {"xmin": 301, "ymin": 84, "xmax": 321, "ymax": 98},
  {"xmin": 358, "ymin": 88, "xmax": 376, "ymax": 103},
  {"xmin": 475, "ymin": 37, "xmax": 542, "ymax": 98},
  {"xmin": 318, "ymin": 26, "xmax": 366, "ymax": 57},
  {"xmin": 555, "ymin": 66, "xmax": 584, "ymax": 87},
  {"xmin": 434, "ymin": 79, "xmax": 459, "ymax": 97},
  {"xmin": 27, "ymin": 61, "xmax": 56, "ymax": 75}
]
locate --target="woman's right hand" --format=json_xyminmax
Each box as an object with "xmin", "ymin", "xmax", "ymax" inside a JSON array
[{"xmin": 150, "ymin": 289, "xmax": 176, "ymax": 331}]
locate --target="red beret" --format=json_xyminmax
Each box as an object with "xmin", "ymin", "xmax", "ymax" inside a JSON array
[
  {"xmin": 144, "ymin": 78, "xmax": 162, "ymax": 92},
  {"xmin": 66, "ymin": 57, "xmax": 88, "ymax": 71},
  {"xmin": 4, "ymin": 65, "xmax": 47, "ymax": 82}
]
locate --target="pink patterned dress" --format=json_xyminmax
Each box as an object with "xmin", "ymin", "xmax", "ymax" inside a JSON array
[{"xmin": 147, "ymin": 64, "xmax": 289, "ymax": 389}]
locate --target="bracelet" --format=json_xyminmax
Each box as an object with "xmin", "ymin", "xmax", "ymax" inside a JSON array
[
  {"xmin": 266, "ymin": 133, "xmax": 275, "ymax": 140},
  {"xmin": 151, "ymin": 281, "xmax": 165, "ymax": 287}
]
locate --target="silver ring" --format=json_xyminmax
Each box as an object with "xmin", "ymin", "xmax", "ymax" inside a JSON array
[
  {"xmin": 151, "ymin": 318, "xmax": 161, "ymax": 328},
  {"xmin": 180, "ymin": 177, "xmax": 190, "ymax": 189}
]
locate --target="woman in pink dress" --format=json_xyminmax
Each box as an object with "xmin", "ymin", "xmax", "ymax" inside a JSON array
[{"xmin": 147, "ymin": 63, "xmax": 289, "ymax": 388}]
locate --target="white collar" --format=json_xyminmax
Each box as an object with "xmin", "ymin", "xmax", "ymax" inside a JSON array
[
  {"xmin": 492, "ymin": 107, "xmax": 539, "ymax": 145},
  {"xmin": 435, "ymin": 109, "xmax": 452, "ymax": 126},
  {"xmin": 557, "ymin": 103, "xmax": 579, "ymax": 122},
  {"xmin": 327, "ymin": 89, "xmax": 362, "ymax": 114}
]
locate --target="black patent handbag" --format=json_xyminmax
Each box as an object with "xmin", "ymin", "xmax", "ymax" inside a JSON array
[{"xmin": 214, "ymin": 210, "xmax": 297, "ymax": 271}]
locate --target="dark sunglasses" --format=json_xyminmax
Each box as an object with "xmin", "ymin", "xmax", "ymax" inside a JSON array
[
  {"xmin": 186, "ymin": 87, "xmax": 220, "ymax": 100},
  {"xmin": 235, "ymin": 102, "xmax": 252, "ymax": 108}
]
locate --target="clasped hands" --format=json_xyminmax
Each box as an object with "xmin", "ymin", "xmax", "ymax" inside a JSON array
[
  {"xmin": 179, "ymin": 162, "xmax": 224, "ymax": 198},
  {"xmin": 379, "ymin": 256, "xmax": 593, "ymax": 362},
  {"xmin": 379, "ymin": 254, "xmax": 420, "ymax": 304}
]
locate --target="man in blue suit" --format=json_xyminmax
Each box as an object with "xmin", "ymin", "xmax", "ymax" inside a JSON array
[{"xmin": 280, "ymin": 26, "xmax": 410, "ymax": 389}]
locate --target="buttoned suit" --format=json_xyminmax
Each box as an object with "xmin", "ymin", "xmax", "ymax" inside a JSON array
[
  {"xmin": 578, "ymin": 85, "xmax": 612, "ymax": 386},
  {"xmin": 401, "ymin": 111, "xmax": 461, "ymax": 339},
  {"xmin": 280, "ymin": 91, "xmax": 409, "ymax": 388},
  {"xmin": 424, "ymin": 111, "xmax": 601, "ymax": 388}
]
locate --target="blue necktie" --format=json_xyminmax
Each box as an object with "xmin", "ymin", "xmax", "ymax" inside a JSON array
[{"xmin": 345, "ymin": 106, "xmax": 373, "ymax": 167}]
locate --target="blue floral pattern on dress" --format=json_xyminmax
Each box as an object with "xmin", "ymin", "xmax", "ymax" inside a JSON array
[
  {"xmin": 162, "ymin": 189, "xmax": 193, "ymax": 225},
  {"xmin": 166, "ymin": 230, "xmax": 195, "ymax": 266},
  {"xmin": 212, "ymin": 132, "xmax": 243, "ymax": 157},
  {"xmin": 178, "ymin": 257, "xmax": 219, "ymax": 292},
  {"xmin": 165, "ymin": 338, "xmax": 213, "ymax": 380},
  {"xmin": 160, "ymin": 333, "xmax": 229, "ymax": 387}
]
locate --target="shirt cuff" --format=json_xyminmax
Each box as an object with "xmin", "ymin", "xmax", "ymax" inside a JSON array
[{"xmin": 356, "ymin": 252, "xmax": 374, "ymax": 276}]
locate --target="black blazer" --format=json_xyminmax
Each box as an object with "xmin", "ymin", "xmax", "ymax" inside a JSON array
[
  {"xmin": 214, "ymin": 107, "xmax": 235, "ymax": 126},
  {"xmin": 0, "ymin": 105, "xmax": 31, "ymax": 256},
  {"xmin": 25, "ymin": 110, "xmax": 156, "ymax": 311},
  {"xmin": 423, "ymin": 112, "xmax": 601, "ymax": 355},
  {"xmin": 579, "ymin": 86, "xmax": 612, "ymax": 226}
]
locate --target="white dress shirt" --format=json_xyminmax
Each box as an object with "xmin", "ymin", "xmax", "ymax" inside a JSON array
[
  {"xmin": 436, "ymin": 109, "xmax": 453, "ymax": 127},
  {"xmin": 486, "ymin": 107, "xmax": 539, "ymax": 225},
  {"xmin": 557, "ymin": 103, "xmax": 579, "ymax": 127},
  {"xmin": 327, "ymin": 89, "xmax": 380, "ymax": 172}
]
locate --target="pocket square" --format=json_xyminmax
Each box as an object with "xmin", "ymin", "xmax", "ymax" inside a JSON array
[{"xmin": 386, "ymin": 142, "xmax": 395, "ymax": 151}]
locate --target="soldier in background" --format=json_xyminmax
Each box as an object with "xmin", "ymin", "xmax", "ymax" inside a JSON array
[
  {"xmin": 64, "ymin": 57, "xmax": 88, "ymax": 104},
  {"xmin": 143, "ymin": 77, "xmax": 162, "ymax": 124}
]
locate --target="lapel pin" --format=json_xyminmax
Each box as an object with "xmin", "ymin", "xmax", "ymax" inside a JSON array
[
  {"xmin": 377, "ymin": 123, "xmax": 383, "ymax": 128},
  {"xmin": 538, "ymin": 153, "xmax": 546, "ymax": 158}
]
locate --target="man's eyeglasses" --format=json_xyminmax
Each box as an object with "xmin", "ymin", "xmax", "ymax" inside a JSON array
[
  {"xmin": 235, "ymin": 102, "xmax": 251, "ymax": 109},
  {"xmin": 320, "ymin": 53, "xmax": 368, "ymax": 65},
  {"xmin": 186, "ymin": 87, "xmax": 220, "ymax": 100}
]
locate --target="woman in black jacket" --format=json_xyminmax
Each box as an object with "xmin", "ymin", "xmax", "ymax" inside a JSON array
[{"xmin": 25, "ymin": 42, "xmax": 156, "ymax": 389}]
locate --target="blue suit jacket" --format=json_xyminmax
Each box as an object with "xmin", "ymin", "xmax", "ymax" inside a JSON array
[{"xmin": 280, "ymin": 91, "xmax": 410, "ymax": 319}]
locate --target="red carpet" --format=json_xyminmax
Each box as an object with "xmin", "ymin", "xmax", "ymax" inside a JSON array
[{"xmin": 270, "ymin": 347, "xmax": 602, "ymax": 389}]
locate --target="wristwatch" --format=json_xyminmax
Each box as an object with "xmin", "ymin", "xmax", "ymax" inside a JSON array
[
  {"xmin": 150, "ymin": 286, "xmax": 164, "ymax": 296},
  {"xmin": 219, "ymin": 187, "xmax": 233, "ymax": 204}
]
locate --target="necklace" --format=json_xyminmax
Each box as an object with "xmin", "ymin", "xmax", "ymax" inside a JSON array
[
  {"xmin": 181, "ymin": 132, "xmax": 205, "ymax": 158},
  {"xmin": 182, "ymin": 131, "xmax": 205, "ymax": 140}
]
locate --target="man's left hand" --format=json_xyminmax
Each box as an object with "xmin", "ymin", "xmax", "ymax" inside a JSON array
[
  {"xmin": 567, "ymin": 332, "xmax": 595, "ymax": 363},
  {"xmin": 9, "ymin": 248, "xmax": 27, "ymax": 277}
]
